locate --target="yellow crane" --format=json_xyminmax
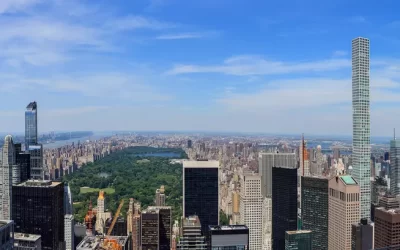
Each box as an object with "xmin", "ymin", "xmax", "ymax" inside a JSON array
[{"xmin": 102, "ymin": 200, "xmax": 125, "ymax": 250}]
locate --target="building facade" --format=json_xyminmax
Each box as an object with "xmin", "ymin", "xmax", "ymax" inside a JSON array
[
  {"xmin": 12, "ymin": 180, "xmax": 64, "ymax": 250},
  {"xmin": 351, "ymin": 218, "xmax": 373, "ymax": 250},
  {"xmin": 25, "ymin": 102, "xmax": 38, "ymax": 147},
  {"xmin": 328, "ymin": 175, "xmax": 360, "ymax": 250},
  {"xmin": 148, "ymin": 206, "xmax": 172, "ymax": 250},
  {"xmin": 0, "ymin": 220, "xmax": 14, "ymax": 250},
  {"xmin": 28, "ymin": 145, "xmax": 43, "ymax": 180},
  {"xmin": 239, "ymin": 173, "xmax": 263, "ymax": 249},
  {"xmin": 352, "ymin": 37, "xmax": 371, "ymax": 219},
  {"xmin": 390, "ymin": 139, "xmax": 400, "ymax": 195},
  {"xmin": 14, "ymin": 233, "xmax": 41, "ymax": 250},
  {"xmin": 155, "ymin": 186, "xmax": 166, "ymax": 206},
  {"xmin": 177, "ymin": 216, "xmax": 207, "ymax": 250},
  {"xmin": 262, "ymin": 197, "xmax": 272, "ymax": 250},
  {"xmin": 15, "ymin": 153, "xmax": 30, "ymax": 183},
  {"xmin": 284, "ymin": 230, "xmax": 312, "ymax": 250},
  {"xmin": 207, "ymin": 225, "xmax": 249, "ymax": 249},
  {"xmin": 141, "ymin": 208, "xmax": 160, "ymax": 250},
  {"xmin": 301, "ymin": 176, "xmax": 329, "ymax": 249},
  {"xmin": 375, "ymin": 206, "xmax": 400, "ymax": 248},
  {"xmin": 65, "ymin": 215, "xmax": 74, "ymax": 250},
  {"xmin": 0, "ymin": 136, "xmax": 15, "ymax": 220},
  {"xmin": 272, "ymin": 165, "xmax": 298, "ymax": 250},
  {"xmin": 183, "ymin": 160, "xmax": 219, "ymax": 233}
]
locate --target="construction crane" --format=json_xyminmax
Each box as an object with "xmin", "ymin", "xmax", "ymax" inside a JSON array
[
  {"xmin": 100, "ymin": 200, "xmax": 124, "ymax": 250},
  {"xmin": 107, "ymin": 200, "xmax": 125, "ymax": 236}
]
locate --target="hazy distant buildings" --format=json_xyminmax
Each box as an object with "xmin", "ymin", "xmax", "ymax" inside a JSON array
[
  {"xmin": 183, "ymin": 160, "xmax": 219, "ymax": 233},
  {"xmin": 284, "ymin": 230, "xmax": 312, "ymax": 250},
  {"xmin": 328, "ymin": 175, "xmax": 360, "ymax": 250},
  {"xmin": 352, "ymin": 37, "xmax": 371, "ymax": 219},
  {"xmin": 390, "ymin": 137, "xmax": 400, "ymax": 195},
  {"xmin": 272, "ymin": 160, "xmax": 298, "ymax": 250},
  {"xmin": 301, "ymin": 176, "xmax": 329, "ymax": 250},
  {"xmin": 351, "ymin": 218, "xmax": 373, "ymax": 250},
  {"xmin": 12, "ymin": 180, "xmax": 64, "ymax": 250},
  {"xmin": 207, "ymin": 225, "xmax": 249, "ymax": 249},
  {"xmin": 0, "ymin": 135, "xmax": 16, "ymax": 220},
  {"xmin": 239, "ymin": 173, "xmax": 263, "ymax": 249}
]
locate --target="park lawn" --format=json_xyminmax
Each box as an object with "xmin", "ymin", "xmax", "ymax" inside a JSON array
[{"xmin": 80, "ymin": 187, "xmax": 115, "ymax": 194}]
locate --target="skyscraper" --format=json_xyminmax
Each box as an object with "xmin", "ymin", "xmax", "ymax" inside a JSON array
[
  {"xmin": 177, "ymin": 216, "xmax": 207, "ymax": 250},
  {"xmin": 148, "ymin": 206, "xmax": 172, "ymax": 250},
  {"xmin": 12, "ymin": 180, "xmax": 64, "ymax": 250},
  {"xmin": 328, "ymin": 175, "xmax": 360, "ymax": 250},
  {"xmin": 28, "ymin": 145, "xmax": 43, "ymax": 180},
  {"xmin": 141, "ymin": 208, "xmax": 160, "ymax": 250},
  {"xmin": 239, "ymin": 173, "xmax": 263, "ymax": 249},
  {"xmin": 351, "ymin": 218, "xmax": 373, "ymax": 250},
  {"xmin": 272, "ymin": 164, "xmax": 298, "ymax": 250},
  {"xmin": 301, "ymin": 176, "xmax": 329, "ymax": 250},
  {"xmin": 352, "ymin": 37, "xmax": 371, "ymax": 219},
  {"xmin": 25, "ymin": 102, "xmax": 38, "ymax": 147},
  {"xmin": 284, "ymin": 230, "xmax": 312, "ymax": 250},
  {"xmin": 155, "ymin": 185, "xmax": 166, "ymax": 206},
  {"xmin": 0, "ymin": 220, "xmax": 14, "ymax": 249},
  {"xmin": 183, "ymin": 160, "xmax": 219, "ymax": 233},
  {"xmin": 390, "ymin": 136, "xmax": 400, "ymax": 195},
  {"xmin": 0, "ymin": 135, "xmax": 16, "ymax": 220}
]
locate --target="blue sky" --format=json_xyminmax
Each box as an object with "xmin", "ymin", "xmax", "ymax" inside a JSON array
[{"xmin": 0, "ymin": 0, "xmax": 400, "ymax": 136}]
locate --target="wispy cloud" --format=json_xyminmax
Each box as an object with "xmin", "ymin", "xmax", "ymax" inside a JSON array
[
  {"xmin": 0, "ymin": 0, "xmax": 41, "ymax": 14},
  {"xmin": 333, "ymin": 50, "xmax": 347, "ymax": 57},
  {"xmin": 166, "ymin": 55, "xmax": 351, "ymax": 76},
  {"xmin": 109, "ymin": 15, "xmax": 175, "ymax": 31},
  {"xmin": 156, "ymin": 31, "xmax": 218, "ymax": 40}
]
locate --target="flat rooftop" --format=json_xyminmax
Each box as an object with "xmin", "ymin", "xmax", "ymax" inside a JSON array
[
  {"xmin": 0, "ymin": 220, "xmax": 12, "ymax": 228},
  {"xmin": 286, "ymin": 230, "xmax": 312, "ymax": 235},
  {"xmin": 17, "ymin": 180, "xmax": 61, "ymax": 187},
  {"xmin": 77, "ymin": 236, "xmax": 129, "ymax": 250},
  {"xmin": 14, "ymin": 233, "xmax": 41, "ymax": 242},
  {"xmin": 183, "ymin": 160, "xmax": 219, "ymax": 168},
  {"xmin": 183, "ymin": 215, "xmax": 201, "ymax": 227},
  {"xmin": 340, "ymin": 176, "xmax": 358, "ymax": 185},
  {"xmin": 209, "ymin": 225, "xmax": 248, "ymax": 231}
]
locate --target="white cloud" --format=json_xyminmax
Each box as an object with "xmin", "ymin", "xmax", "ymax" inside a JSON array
[
  {"xmin": 156, "ymin": 31, "xmax": 218, "ymax": 40},
  {"xmin": 109, "ymin": 15, "xmax": 175, "ymax": 31},
  {"xmin": 166, "ymin": 55, "xmax": 351, "ymax": 76},
  {"xmin": 0, "ymin": 0, "xmax": 41, "ymax": 14},
  {"xmin": 333, "ymin": 50, "xmax": 347, "ymax": 57}
]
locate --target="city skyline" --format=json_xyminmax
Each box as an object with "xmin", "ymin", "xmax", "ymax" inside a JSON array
[{"xmin": 0, "ymin": 1, "xmax": 399, "ymax": 135}]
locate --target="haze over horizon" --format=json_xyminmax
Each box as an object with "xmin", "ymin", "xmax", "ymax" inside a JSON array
[{"xmin": 0, "ymin": 0, "xmax": 399, "ymax": 136}]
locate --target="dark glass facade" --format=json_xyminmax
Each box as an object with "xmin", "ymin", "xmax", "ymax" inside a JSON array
[
  {"xmin": 28, "ymin": 145, "xmax": 43, "ymax": 180},
  {"xmin": 272, "ymin": 167, "xmax": 297, "ymax": 250},
  {"xmin": 148, "ymin": 206, "xmax": 172, "ymax": 250},
  {"xmin": 106, "ymin": 217, "xmax": 127, "ymax": 236},
  {"xmin": 141, "ymin": 210, "xmax": 159, "ymax": 250},
  {"xmin": 284, "ymin": 231, "xmax": 312, "ymax": 250},
  {"xmin": 184, "ymin": 167, "xmax": 219, "ymax": 233},
  {"xmin": 12, "ymin": 181, "xmax": 64, "ymax": 250},
  {"xmin": 301, "ymin": 176, "xmax": 329, "ymax": 250},
  {"xmin": 25, "ymin": 102, "xmax": 38, "ymax": 147},
  {"xmin": 16, "ymin": 153, "xmax": 31, "ymax": 183}
]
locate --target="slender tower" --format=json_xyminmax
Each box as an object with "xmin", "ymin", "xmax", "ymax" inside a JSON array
[{"xmin": 352, "ymin": 37, "xmax": 371, "ymax": 219}]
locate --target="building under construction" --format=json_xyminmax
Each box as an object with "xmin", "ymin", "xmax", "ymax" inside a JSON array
[{"xmin": 76, "ymin": 235, "xmax": 132, "ymax": 250}]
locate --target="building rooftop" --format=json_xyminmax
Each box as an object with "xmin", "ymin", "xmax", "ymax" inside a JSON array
[
  {"xmin": 77, "ymin": 236, "xmax": 129, "ymax": 250},
  {"xmin": 26, "ymin": 101, "xmax": 37, "ymax": 110},
  {"xmin": 183, "ymin": 160, "xmax": 219, "ymax": 168},
  {"xmin": 183, "ymin": 215, "xmax": 202, "ymax": 227},
  {"xmin": 340, "ymin": 175, "xmax": 358, "ymax": 185},
  {"xmin": 0, "ymin": 220, "xmax": 12, "ymax": 229},
  {"xmin": 286, "ymin": 230, "xmax": 312, "ymax": 235},
  {"xmin": 17, "ymin": 180, "xmax": 61, "ymax": 187},
  {"xmin": 14, "ymin": 233, "xmax": 41, "ymax": 242},
  {"xmin": 208, "ymin": 225, "xmax": 248, "ymax": 231},
  {"xmin": 377, "ymin": 207, "xmax": 400, "ymax": 215}
]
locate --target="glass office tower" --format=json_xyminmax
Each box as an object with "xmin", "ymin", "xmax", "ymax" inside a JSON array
[{"xmin": 25, "ymin": 102, "xmax": 38, "ymax": 147}]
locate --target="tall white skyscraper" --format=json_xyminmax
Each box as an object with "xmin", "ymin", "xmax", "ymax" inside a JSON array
[
  {"xmin": 0, "ymin": 135, "xmax": 15, "ymax": 220},
  {"xmin": 390, "ymin": 135, "xmax": 400, "ymax": 195},
  {"xmin": 352, "ymin": 37, "xmax": 371, "ymax": 219},
  {"xmin": 240, "ymin": 173, "xmax": 263, "ymax": 249}
]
